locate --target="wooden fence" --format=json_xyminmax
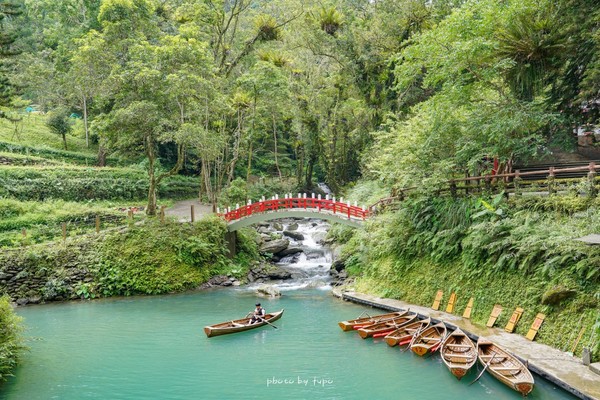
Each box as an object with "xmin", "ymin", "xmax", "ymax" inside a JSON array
[{"xmin": 369, "ymin": 162, "xmax": 600, "ymax": 212}]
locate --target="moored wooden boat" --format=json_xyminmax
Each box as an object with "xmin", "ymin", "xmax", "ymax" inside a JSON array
[
  {"xmin": 338, "ymin": 310, "xmax": 406, "ymax": 331},
  {"xmin": 357, "ymin": 311, "xmax": 417, "ymax": 339},
  {"xmin": 477, "ymin": 339, "xmax": 534, "ymax": 396},
  {"xmin": 384, "ymin": 317, "xmax": 431, "ymax": 347},
  {"xmin": 410, "ymin": 321, "xmax": 447, "ymax": 356},
  {"xmin": 441, "ymin": 328, "xmax": 477, "ymax": 380},
  {"xmin": 204, "ymin": 310, "xmax": 284, "ymax": 337}
]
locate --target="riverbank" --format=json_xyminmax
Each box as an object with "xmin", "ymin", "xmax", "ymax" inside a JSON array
[{"xmin": 333, "ymin": 288, "xmax": 600, "ymax": 400}]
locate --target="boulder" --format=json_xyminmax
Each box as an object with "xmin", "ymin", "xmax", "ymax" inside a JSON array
[
  {"xmin": 331, "ymin": 259, "xmax": 345, "ymax": 272},
  {"xmin": 283, "ymin": 230, "xmax": 304, "ymax": 241},
  {"xmin": 278, "ymin": 247, "xmax": 303, "ymax": 256},
  {"xmin": 257, "ymin": 284, "xmax": 281, "ymax": 297},
  {"xmin": 248, "ymin": 264, "xmax": 292, "ymax": 280},
  {"xmin": 306, "ymin": 250, "xmax": 324, "ymax": 260},
  {"xmin": 541, "ymin": 285, "xmax": 577, "ymax": 305},
  {"xmin": 16, "ymin": 298, "xmax": 28, "ymax": 306},
  {"xmin": 271, "ymin": 222, "xmax": 283, "ymax": 231},
  {"xmin": 286, "ymin": 223, "xmax": 299, "ymax": 231},
  {"xmin": 260, "ymin": 239, "xmax": 289, "ymax": 254},
  {"xmin": 205, "ymin": 275, "xmax": 230, "ymax": 287},
  {"xmin": 267, "ymin": 268, "xmax": 292, "ymax": 280}
]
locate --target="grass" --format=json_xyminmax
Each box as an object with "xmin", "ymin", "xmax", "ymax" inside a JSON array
[
  {"xmin": 0, "ymin": 111, "xmax": 97, "ymax": 155},
  {"xmin": 352, "ymin": 257, "xmax": 598, "ymax": 358},
  {"xmin": 0, "ymin": 199, "xmax": 152, "ymax": 247}
]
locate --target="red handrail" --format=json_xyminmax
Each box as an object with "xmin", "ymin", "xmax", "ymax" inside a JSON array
[{"xmin": 219, "ymin": 197, "xmax": 369, "ymax": 223}]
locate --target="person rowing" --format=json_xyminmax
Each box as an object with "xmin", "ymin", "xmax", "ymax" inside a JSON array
[{"xmin": 249, "ymin": 303, "xmax": 266, "ymax": 324}]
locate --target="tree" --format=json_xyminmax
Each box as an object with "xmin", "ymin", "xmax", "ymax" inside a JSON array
[
  {"xmin": 0, "ymin": 1, "xmax": 22, "ymax": 114},
  {"xmin": 93, "ymin": 0, "xmax": 217, "ymax": 215},
  {"xmin": 46, "ymin": 107, "xmax": 72, "ymax": 150}
]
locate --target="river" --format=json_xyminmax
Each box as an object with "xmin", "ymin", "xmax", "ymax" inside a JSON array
[{"xmin": 0, "ymin": 220, "xmax": 578, "ymax": 399}]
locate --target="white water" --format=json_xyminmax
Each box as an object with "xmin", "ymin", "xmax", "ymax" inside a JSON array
[{"xmin": 249, "ymin": 219, "xmax": 333, "ymax": 291}]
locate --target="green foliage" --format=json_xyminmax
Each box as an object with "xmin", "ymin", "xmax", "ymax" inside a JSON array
[
  {"xmin": 0, "ymin": 166, "xmax": 198, "ymax": 201},
  {"xmin": 254, "ymin": 15, "xmax": 281, "ymax": 42},
  {"xmin": 0, "ymin": 199, "xmax": 140, "ymax": 247},
  {"xmin": 0, "ymin": 295, "xmax": 25, "ymax": 382},
  {"xmin": 220, "ymin": 177, "xmax": 248, "ymax": 207},
  {"xmin": 0, "ymin": 140, "xmax": 117, "ymax": 165},
  {"xmin": 95, "ymin": 217, "xmax": 231, "ymax": 296},
  {"xmin": 318, "ymin": 7, "xmax": 343, "ymax": 36},
  {"xmin": 344, "ymin": 189, "xmax": 600, "ymax": 356}
]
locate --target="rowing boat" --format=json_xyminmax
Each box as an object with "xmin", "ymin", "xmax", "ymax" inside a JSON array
[
  {"xmin": 204, "ymin": 310, "xmax": 284, "ymax": 337},
  {"xmin": 384, "ymin": 317, "xmax": 431, "ymax": 347},
  {"xmin": 441, "ymin": 328, "xmax": 476, "ymax": 380},
  {"xmin": 357, "ymin": 311, "xmax": 417, "ymax": 339},
  {"xmin": 410, "ymin": 321, "xmax": 447, "ymax": 356},
  {"xmin": 338, "ymin": 310, "xmax": 406, "ymax": 331},
  {"xmin": 477, "ymin": 339, "xmax": 534, "ymax": 396}
]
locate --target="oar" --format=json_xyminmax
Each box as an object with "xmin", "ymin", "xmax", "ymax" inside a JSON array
[
  {"xmin": 470, "ymin": 352, "xmax": 496, "ymax": 386},
  {"xmin": 257, "ymin": 316, "xmax": 278, "ymax": 329},
  {"xmin": 401, "ymin": 325, "xmax": 424, "ymax": 353}
]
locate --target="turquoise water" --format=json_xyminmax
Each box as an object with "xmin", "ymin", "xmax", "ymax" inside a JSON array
[{"xmin": 1, "ymin": 289, "xmax": 577, "ymax": 400}]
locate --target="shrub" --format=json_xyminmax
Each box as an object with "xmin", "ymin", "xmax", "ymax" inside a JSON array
[{"xmin": 0, "ymin": 295, "xmax": 25, "ymax": 382}]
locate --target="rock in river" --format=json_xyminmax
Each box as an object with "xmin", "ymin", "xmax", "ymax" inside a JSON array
[
  {"xmin": 259, "ymin": 239, "xmax": 289, "ymax": 254},
  {"xmin": 283, "ymin": 230, "xmax": 304, "ymax": 241},
  {"xmin": 257, "ymin": 284, "xmax": 281, "ymax": 297}
]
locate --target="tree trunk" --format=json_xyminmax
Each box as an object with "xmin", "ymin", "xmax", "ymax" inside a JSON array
[
  {"xmin": 246, "ymin": 141, "xmax": 253, "ymax": 181},
  {"xmin": 83, "ymin": 95, "xmax": 89, "ymax": 148},
  {"xmin": 62, "ymin": 133, "xmax": 67, "ymax": 150},
  {"xmin": 272, "ymin": 114, "xmax": 282, "ymax": 180},
  {"xmin": 147, "ymin": 174, "xmax": 157, "ymax": 216},
  {"xmin": 227, "ymin": 109, "xmax": 243, "ymax": 184},
  {"xmin": 97, "ymin": 144, "xmax": 107, "ymax": 167}
]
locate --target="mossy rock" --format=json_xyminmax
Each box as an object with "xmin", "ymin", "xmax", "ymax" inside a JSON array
[{"xmin": 541, "ymin": 285, "xmax": 577, "ymax": 305}]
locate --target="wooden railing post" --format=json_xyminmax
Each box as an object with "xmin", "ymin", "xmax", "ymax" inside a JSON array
[
  {"xmin": 465, "ymin": 170, "xmax": 470, "ymax": 195},
  {"xmin": 588, "ymin": 162, "xmax": 597, "ymax": 198},
  {"xmin": 450, "ymin": 180, "xmax": 457, "ymax": 198},
  {"xmin": 547, "ymin": 167, "xmax": 556, "ymax": 195},
  {"xmin": 484, "ymin": 176, "xmax": 491, "ymax": 192},
  {"xmin": 514, "ymin": 170, "xmax": 522, "ymax": 196},
  {"xmin": 160, "ymin": 206, "xmax": 165, "ymax": 224},
  {"xmin": 191, "ymin": 205, "xmax": 195, "ymax": 222},
  {"xmin": 95, "ymin": 215, "xmax": 100, "ymax": 234}
]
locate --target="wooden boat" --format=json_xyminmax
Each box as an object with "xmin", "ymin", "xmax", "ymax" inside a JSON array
[
  {"xmin": 440, "ymin": 328, "xmax": 477, "ymax": 380},
  {"xmin": 204, "ymin": 310, "xmax": 284, "ymax": 337},
  {"xmin": 357, "ymin": 311, "xmax": 417, "ymax": 339},
  {"xmin": 477, "ymin": 339, "xmax": 534, "ymax": 396},
  {"xmin": 338, "ymin": 310, "xmax": 406, "ymax": 331},
  {"xmin": 384, "ymin": 317, "xmax": 431, "ymax": 347},
  {"xmin": 410, "ymin": 321, "xmax": 447, "ymax": 356}
]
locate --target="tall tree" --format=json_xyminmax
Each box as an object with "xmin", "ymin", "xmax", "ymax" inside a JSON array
[{"xmin": 0, "ymin": 1, "xmax": 22, "ymax": 114}]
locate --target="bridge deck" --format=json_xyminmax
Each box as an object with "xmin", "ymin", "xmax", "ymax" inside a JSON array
[{"xmin": 221, "ymin": 197, "xmax": 368, "ymax": 231}]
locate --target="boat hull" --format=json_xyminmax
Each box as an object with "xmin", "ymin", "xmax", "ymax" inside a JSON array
[
  {"xmin": 477, "ymin": 339, "xmax": 534, "ymax": 396},
  {"xmin": 204, "ymin": 310, "xmax": 284, "ymax": 337},
  {"xmin": 338, "ymin": 311, "xmax": 405, "ymax": 331},
  {"xmin": 441, "ymin": 328, "xmax": 477, "ymax": 380},
  {"xmin": 357, "ymin": 313, "xmax": 416, "ymax": 339}
]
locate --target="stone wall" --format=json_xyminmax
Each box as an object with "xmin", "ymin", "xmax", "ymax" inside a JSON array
[{"xmin": 0, "ymin": 240, "xmax": 96, "ymax": 305}]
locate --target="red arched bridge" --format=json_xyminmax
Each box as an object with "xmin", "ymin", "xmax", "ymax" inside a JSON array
[{"xmin": 219, "ymin": 194, "xmax": 369, "ymax": 231}]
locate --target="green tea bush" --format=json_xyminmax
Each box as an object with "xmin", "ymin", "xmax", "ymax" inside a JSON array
[
  {"xmin": 0, "ymin": 166, "xmax": 198, "ymax": 201},
  {"xmin": 0, "ymin": 141, "xmax": 117, "ymax": 166}
]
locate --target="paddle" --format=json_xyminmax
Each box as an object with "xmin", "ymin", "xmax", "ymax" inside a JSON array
[
  {"xmin": 401, "ymin": 325, "xmax": 424, "ymax": 353},
  {"xmin": 469, "ymin": 352, "xmax": 496, "ymax": 386},
  {"xmin": 257, "ymin": 315, "xmax": 278, "ymax": 329}
]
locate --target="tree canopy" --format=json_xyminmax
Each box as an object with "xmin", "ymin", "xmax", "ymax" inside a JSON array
[{"xmin": 2, "ymin": 0, "xmax": 599, "ymax": 208}]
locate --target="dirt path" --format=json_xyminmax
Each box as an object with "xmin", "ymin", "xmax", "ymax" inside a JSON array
[{"xmin": 165, "ymin": 199, "xmax": 214, "ymax": 222}]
